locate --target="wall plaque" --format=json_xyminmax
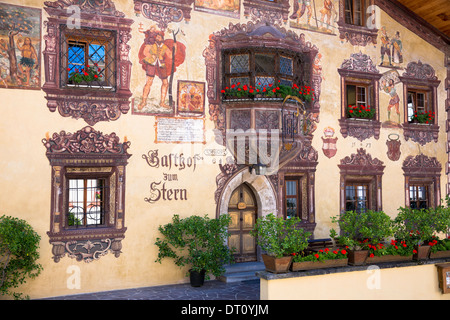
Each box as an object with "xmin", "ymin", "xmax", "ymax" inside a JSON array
[{"xmin": 155, "ymin": 117, "xmax": 206, "ymax": 144}]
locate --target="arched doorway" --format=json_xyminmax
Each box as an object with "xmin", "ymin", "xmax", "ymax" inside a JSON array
[{"xmin": 227, "ymin": 184, "xmax": 257, "ymax": 263}]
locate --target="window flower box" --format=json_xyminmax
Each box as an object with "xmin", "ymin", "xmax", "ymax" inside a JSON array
[{"xmin": 290, "ymin": 248, "xmax": 348, "ymax": 271}]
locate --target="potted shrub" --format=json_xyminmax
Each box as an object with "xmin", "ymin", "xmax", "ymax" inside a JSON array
[
  {"xmin": 429, "ymin": 200, "xmax": 450, "ymax": 258},
  {"xmin": 155, "ymin": 214, "xmax": 234, "ymax": 287},
  {"xmin": 393, "ymin": 207, "xmax": 440, "ymax": 261},
  {"xmin": 290, "ymin": 248, "xmax": 348, "ymax": 271},
  {"xmin": 250, "ymin": 213, "xmax": 310, "ymax": 273},
  {"xmin": 0, "ymin": 215, "xmax": 43, "ymax": 300},
  {"xmin": 330, "ymin": 210, "xmax": 394, "ymax": 266}
]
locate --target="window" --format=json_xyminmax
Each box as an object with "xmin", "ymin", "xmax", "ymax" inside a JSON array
[
  {"xmin": 223, "ymin": 48, "xmax": 310, "ymax": 93},
  {"xmin": 409, "ymin": 185, "xmax": 429, "ymax": 209},
  {"xmin": 339, "ymin": 149, "xmax": 384, "ymax": 214},
  {"xmin": 400, "ymin": 61, "xmax": 440, "ymax": 145},
  {"xmin": 344, "ymin": 0, "xmax": 366, "ymax": 26},
  {"xmin": 285, "ymin": 179, "xmax": 300, "ymax": 219},
  {"xmin": 42, "ymin": 1, "xmax": 133, "ymax": 125},
  {"xmin": 345, "ymin": 183, "xmax": 369, "ymax": 212},
  {"xmin": 43, "ymin": 126, "xmax": 131, "ymax": 263},
  {"xmin": 406, "ymin": 90, "xmax": 433, "ymax": 123},
  {"xmin": 61, "ymin": 27, "xmax": 116, "ymax": 90},
  {"xmin": 67, "ymin": 178, "xmax": 109, "ymax": 228},
  {"xmin": 338, "ymin": 53, "xmax": 381, "ymax": 140},
  {"xmin": 403, "ymin": 154, "xmax": 441, "ymax": 209},
  {"xmin": 337, "ymin": 0, "xmax": 377, "ymax": 46}
]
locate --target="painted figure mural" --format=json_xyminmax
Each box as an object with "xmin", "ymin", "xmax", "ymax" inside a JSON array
[
  {"xmin": 380, "ymin": 70, "xmax": 401, "ymax": 128},
  {"xmin": 290, "ymin": 0, "xmax": 337, "ymax": 34},
  {"xmin": 0, "ymin": 3, "xmax": 41, "ymax": 89},
  {"xmin": 379, "ymin": 26, "xmax": 403, "ymax": 68},
  {"xmin": 134, "ymin": 25, "xmax": 186, "ymax": 115}
]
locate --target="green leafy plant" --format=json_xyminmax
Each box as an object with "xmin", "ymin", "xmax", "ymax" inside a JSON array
[
  {"xmin": 347, "ymin": 104, "xmax": 375, "ymax": 119},
  {"xmin": 429, "ymin": 237, "xmax": 450, "ymax": 253},
  {"xmin": 221, "ymin": 82, "xmax": 314, "ymax": 103},
  {"xmin": 330, "ymin": 210, "xmax": 394, "ymax": 251},
  {"xmin": 367, "ymin": 239, "xmax": 414, "ymax": 258},
  {"xmin": 250, "ymin": 213, "xmax": 311, "ymax": 258},
  {"xmin": 393, "ymin": 207, "xmax": 441, "ymax": 247},
  {"xmin": 0, "ymin": 215, "xmax": 42, "ymax": 300},
  {"xmin": 68, "ymin": 63, "xmax": 103, "ymax": 84},
  {"xmin": 155, "ymin": 214, "xmax": 234, "ymax": 280},
  {"xmin": 410, "ymin": 111, "xmax": 435, "ymax": 124},
  {"xmin": 292, "ymin": 247, "xmax": 348, "ymax": 263}
]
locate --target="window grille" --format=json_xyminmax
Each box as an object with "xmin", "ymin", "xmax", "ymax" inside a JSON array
[
  {"xmin": 60, "ymin": 25, "xmax": 116, "ymax": 91},
  {"xmin": 67, "ymin": 178, "xmax": 109, "ymax": 228}
]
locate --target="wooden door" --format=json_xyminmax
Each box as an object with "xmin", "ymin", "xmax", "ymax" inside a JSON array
[{"xmin": 227, "ymin": 184, "xmax": 257, "ymax": 262}]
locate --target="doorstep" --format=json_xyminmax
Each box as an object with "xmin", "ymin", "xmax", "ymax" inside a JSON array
[{"xmin": 218, "ymin": 261, "xmax": 265, "ymax": 283}]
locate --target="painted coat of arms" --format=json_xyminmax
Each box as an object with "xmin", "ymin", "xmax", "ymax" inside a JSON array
[
  {"xmin": 0, "ymin": 3, "xmax": 41, "ymax": 89},
  {"xmin": 322, "ymin": 127, "xmax": 338, "ymax": 158}
]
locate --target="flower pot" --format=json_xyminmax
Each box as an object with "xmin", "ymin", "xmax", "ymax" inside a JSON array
[
  {"xmin": 290, "ymin": 258, "xmax": 348, "ymax": 272},
  {"xmin": 366, "ymin": 254, "xmax": 413, "ymax": 264},
  {"xmin": 430, "ymin": 250, "xmax": 450, "ymax": 259},
  {"xmin": 347, "ymin": 250, "xmax": 369, "ymax": 266},
  {"xmin": 413, "ymin": 245, "xmax": 431, "ymax": 261},
  {"xmin": 189, "ymin": 269, "xmax": 206, "ymax": 287},
  {"xmin": 262, "ymin": 254, "xmax": 293, "ymax": 273}
]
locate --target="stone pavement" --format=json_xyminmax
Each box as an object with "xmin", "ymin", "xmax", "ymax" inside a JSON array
[{"xmin": 42, "ymin": 279, "xmax": 260, "ymax": 300}]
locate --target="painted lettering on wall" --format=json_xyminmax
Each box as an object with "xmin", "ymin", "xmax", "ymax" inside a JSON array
[{"xmin": 143, "ymin": 149, "xmax": 203, "ymax": 204}]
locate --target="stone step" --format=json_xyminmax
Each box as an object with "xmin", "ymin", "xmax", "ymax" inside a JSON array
[{"xmin": 218, "ymin": 262, "xmax": 265, "ymax": 283}]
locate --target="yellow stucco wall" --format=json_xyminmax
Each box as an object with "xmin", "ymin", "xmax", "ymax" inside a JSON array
[
  {"xmin": 0, "ymin": 0, "xmax": 447, "ymax": 299},
  {"xmin": 260, "ymin": 264, "xmax": 450, "ymax": 300}
]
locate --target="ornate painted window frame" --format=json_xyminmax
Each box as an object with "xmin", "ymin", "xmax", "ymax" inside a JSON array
[
  {"xmin": 42, "ymin": 126, "xmax": 131, "ymax": 263},
  {"xmin": 400, "ymin": 61, "xmax": 441, "ymax": 145},
  {"xmin": 402, "ymin": 154, "xmax": 441, "ymax": 208},
  {"xmin": 243, "ymin": 0, "xmax": 290, "ymax": 24},
  {"xmin": 338, "ymin": 148, "xmax": 385, "ymax": 214},
  {"xmin": 42, "ymin": 0, "xmax": 133, "ymax": 125},
  {"xmin": 337, "ymin": 0, "xmax": 378, "ymax": 46},
  {"xmin": 338, "ymin": 52, "xmax": 381, "ymax": 141}
]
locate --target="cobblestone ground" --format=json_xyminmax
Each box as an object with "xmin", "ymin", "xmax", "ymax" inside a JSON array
[{"xmin": 42, "ymin": 280, "xmax": 260, "ymax": 300}]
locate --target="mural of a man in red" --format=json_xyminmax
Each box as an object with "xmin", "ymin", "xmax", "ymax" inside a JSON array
[{"xmin": 138, "ymin": 26, "xmax": 186, "ymax": 110}]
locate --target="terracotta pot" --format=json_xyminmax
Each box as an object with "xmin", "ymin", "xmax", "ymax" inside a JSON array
[
  {"xmin": 413, "ymin": 245, "xmax": 431, "ymax": 260},
  {"xmin": 430, "ymin": 250, "xmax": 450, "ymax": 259},
  {"xmin": 347, "ymin": 250, "xmax": 368, "ymax": 266},
  {"xmin": 366, "ymin": 254, "xmax": 412, "ymax": 264},
  {"xmin": 262, "ymin": 254, "xmax": 293, "ymax": 273},
  {"xmin": 290, "ymin": 258, "xmax": 348, "ymax": 272}
]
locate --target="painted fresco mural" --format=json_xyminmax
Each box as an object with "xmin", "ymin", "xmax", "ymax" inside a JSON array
[
  {"xmin": 290, "ymin": 0, "xmax": 338, "ymax": 35},
  {"xmin": 0, "ymin": 3, "xmax": 41, "ymax": 89},
  {"xmin": 132, "ymin": 24, "xmax": 186, "ymax": 116},
  {"xmin": 194, "ymin": 0, "xmax": 240, "ymax": 18}
]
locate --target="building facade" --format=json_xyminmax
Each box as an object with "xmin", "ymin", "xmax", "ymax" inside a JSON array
[{"xmin": 0, "ymin": 0, "xmax": 449, "ymax": 298}]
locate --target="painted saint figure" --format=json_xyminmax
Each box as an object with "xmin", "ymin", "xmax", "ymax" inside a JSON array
[
  {"xmin": 16, "ymin": 36, "xmax": 38, "ymax": 86},
  {"xmin": 291, "ymin": 0, "xmax": 313, "ymax": 26},
  {"xmin": 380, "ymin": 27, "xmax": 391, "ymax": 67},
  {"xmin": 138, "ymin": 26, "xmax": 186, "ymax": 110},
  {"xmin": 391, "ymin": 31, "xmax": 403, "ymax": 67},
  {"xmin": 381, "ymin": 78, "xmax": 400, "ymax": 123}
]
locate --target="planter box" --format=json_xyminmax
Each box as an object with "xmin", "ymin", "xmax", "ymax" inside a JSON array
[
  {"xmin": 413, "ymin": 245, "xmax": 431, "ymax": 260},
  {"xmin": 430, "ymin": 250, "xmax": 450, "ymax": 259},
  {"xmin": 348, "ymin": 250, "xmax": 369, "ymax": 266},
  {"xmin": 262, "ymin": 254, "xmax": 293, "ymax": 274},
  {"xmin": 366, "ymin": 255, "xmax": 413, "ymax": 264},
  {"xmin": 290, "ymin": 258, "xmax": 348, "ymax": 272}
]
